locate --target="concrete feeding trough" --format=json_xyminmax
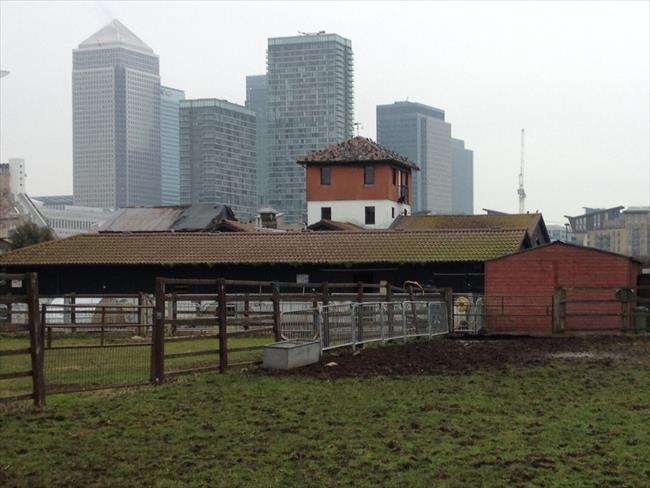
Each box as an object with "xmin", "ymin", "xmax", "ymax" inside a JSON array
[{"xmin": 262, "ymin": 340, "xmax": 320, "ymax": 370}]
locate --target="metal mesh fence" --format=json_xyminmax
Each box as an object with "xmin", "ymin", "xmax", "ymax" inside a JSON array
[
  {"xmin": 281, "ymin": 301, "xmax": 450, "ymax": 352},
  {"xmin": 44, "ymin": 343, "xmax": 151, "ymax": 393}
]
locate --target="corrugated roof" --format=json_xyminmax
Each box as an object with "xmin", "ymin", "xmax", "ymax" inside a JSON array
[
  {"xmin": 0, "ymin": 229, "xmax": 528, "ymax": 266},
  {"xmin": 99, "ymin": 205, "xmax": 235, "ymax": 232},
  {"xmin": 298, "ymin": 136, "xmax": 418, "ymax": 170},
  {"xmin": 391, "ymin": 214, "xmax": 547, "ymax": 240}
]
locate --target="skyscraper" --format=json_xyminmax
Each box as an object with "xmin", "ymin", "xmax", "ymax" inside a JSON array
[
  {"xmin": 377, "ymin": 101, "xmax": 452, "ymax": 214},
  {"xmin": 72, "ymin": 19, "xmax": 161, "ymax": 208},
  {"xmin": 451, "ymin": 138, "xmax": 474, "ymax": 214},
  {"xmin": 179, "ymin": 99, "xmax": 257, "ymax": 220},
  {"xmin": 245, "ymin": 75, "xmax": 268, "ymax": 206},
  {"xmin": 266, "ymin": 33, "xmax": 354, "ymax": 224},
  {"xmin": 160, "ymin": 86, "xmax": 185, "ymax": 205}
]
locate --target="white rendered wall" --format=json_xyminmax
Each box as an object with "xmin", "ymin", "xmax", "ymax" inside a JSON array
[{"xmin": 308, "ymin": 200, "xmax": 411, "ymax": 228}]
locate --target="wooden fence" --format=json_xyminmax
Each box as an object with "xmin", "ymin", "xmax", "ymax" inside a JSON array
[{"xmin": 0, "ymin": 273, "xmax": 45, "ymax": 407}]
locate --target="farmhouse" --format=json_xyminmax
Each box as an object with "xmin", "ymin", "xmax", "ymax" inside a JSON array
[
  {"xmin": 484, "ymin": 241, "xmax": 642, "ymax": 335},
  {"xmin": 0, "ymin": 228, "xmax": 531, "ymax": 294}
]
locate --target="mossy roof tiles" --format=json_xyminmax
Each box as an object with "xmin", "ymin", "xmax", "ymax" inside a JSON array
[{"xmin": 0, "ymin": 229, "xmax": 528, "ymax": 266}]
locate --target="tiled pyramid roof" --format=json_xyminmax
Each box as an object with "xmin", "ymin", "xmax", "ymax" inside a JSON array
[{"xmin": 298, "ymin": 137, "xmax": 418, "ymax": 170}]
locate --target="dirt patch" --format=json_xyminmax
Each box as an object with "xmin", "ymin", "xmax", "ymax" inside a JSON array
[{"xmin": 264, "ymin": 335, "xmax": 650, "ymax": 379}]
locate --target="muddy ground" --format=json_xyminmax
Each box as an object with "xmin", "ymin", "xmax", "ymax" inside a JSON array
[{"xmin": 266, "ymin": 335, "xmax": 650, "ymax": 379}]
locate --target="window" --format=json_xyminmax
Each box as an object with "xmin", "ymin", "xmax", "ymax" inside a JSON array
[
  {"xmin": 391, "ymin": 207, "xmax": 395, "ymax": 218},
  {"xmin": 365, "ymin": 206, "xmax": 375, "ymax": 225},
  {"xmin": 392, "ymin": 168, "xmax": 397, "ymax": 185},
  {"xmin": 320, "ymin": 167, "xmax": 331, "ymax": 186},
  {"xmin": 364, "ymin": 166, "xmax": 375, "ymax": 185},
  {"xmin": 404, "ymin": 209, "xmax": 408, "ymax": 216},
  {"xmin": 321, "ymin": 207, "xmax": 332, "ymax": 220}
]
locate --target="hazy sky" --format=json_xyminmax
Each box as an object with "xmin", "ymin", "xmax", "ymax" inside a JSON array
[{"xmin": 1, "ymin": 1, "xmax": 648, "ymax": 224}]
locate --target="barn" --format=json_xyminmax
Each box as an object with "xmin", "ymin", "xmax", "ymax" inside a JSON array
[{"xmin": 484, "ymin": 241, "xmax": 642, "ymax": 335}]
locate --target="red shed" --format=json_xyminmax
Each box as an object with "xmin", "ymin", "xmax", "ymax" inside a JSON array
[{"xmin": 484, "ymin": 242, "xmax": 641, "ymax": 335}]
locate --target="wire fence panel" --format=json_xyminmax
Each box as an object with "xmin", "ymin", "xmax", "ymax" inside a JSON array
[
  {"xmin": 280, "ymin": 308, "xmax": 319, "ymax": 341},
  {"xmin": 429, "ymin": 302, "xmax": 450, "ymax": 336},
  {"xmin": 321, "ymin": 303, "xmax": 356, "ymax": 351},
  {"xmin": 403, "ymin": 301, "xmax": 430, "ymax": 337},
  {"xmin": 355, "ymin": 302, "xmax": 386, "ymax": 344}
]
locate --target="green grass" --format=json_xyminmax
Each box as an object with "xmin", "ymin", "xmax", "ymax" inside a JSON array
[
  {"xmin": 1, "ymin": 361, "xmax": 649, "ymax": 487},
  {"xmin": 0, "ymin": 333, "xmax": 271, "ymax": 397}
]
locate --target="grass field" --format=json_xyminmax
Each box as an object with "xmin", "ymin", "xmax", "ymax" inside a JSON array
[{"xmin": 1, "ymin": 337, "xmax": 649, "ymax": 487}]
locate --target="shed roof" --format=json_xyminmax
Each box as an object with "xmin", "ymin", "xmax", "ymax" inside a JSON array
[
  {"xmin": 306, "ymin": 219, "xmax": 364, "ymax": 231},
  {"xmin": 0, "ymin": 229, "xmax": 529, "ymax": 266},
  {"xmin": 485, "ymin": 240, "xmax": 642, "ymax": 264},
  {"xmin": 99, "ymin": 204, "xmax": 235, "ymax": 232},
  {"xmin": 298, "ymin": 136, "xmax": 418, "ymax": 170},
  {"xmin": 391, "ymin": 213, "xmax": 549, "ymax": 242}
]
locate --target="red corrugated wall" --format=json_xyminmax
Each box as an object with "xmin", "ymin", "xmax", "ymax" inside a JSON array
[{"xmin": 485, "ymin": 243, "xmax": 641, "ymax": 335}]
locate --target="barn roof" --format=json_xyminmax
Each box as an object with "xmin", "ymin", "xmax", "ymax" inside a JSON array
[
  {"xmin": 485, "ymin": 240, "xmax": 642, "ymax": 264},
  {"xmin": 0, "ymin": 229, "xmax": 529, "ymax": 266},
  {"xmin": 391, "ymin": 213, "xmax": 550, "ymax": 243},
  {"xmin": 297, "ymin": 136, "xmax": 419, "ymax": 171}
]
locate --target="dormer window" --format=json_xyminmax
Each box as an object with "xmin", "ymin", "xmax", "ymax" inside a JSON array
[
  {"xmin": 320, "ymin": 167, "xmax": 331, "ymax": 186},
  {"xmin": 364, "ymin": 166, "xmax": 375, "ymax": 185}
]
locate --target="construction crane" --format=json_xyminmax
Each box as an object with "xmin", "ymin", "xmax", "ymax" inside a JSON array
[{"xmin": 518, "ymin": 128, "xmax": 526, "ymax": 214}]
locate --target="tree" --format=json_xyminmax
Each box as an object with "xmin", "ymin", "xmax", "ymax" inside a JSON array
[{"xmin": 8, "ymin": 221, "xmax": 55, "ymax": 250}]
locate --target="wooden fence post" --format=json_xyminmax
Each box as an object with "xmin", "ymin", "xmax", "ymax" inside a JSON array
[
  {"xmin": 69, "ymin": 292, "xmax": 76, "ymax": 333},
  {"xmin": 40, "ymin": 304, "xmax": 46, "ymax": 351},
  {"xmin": 312, "ymin": 290, "xmax": 319, "ymax": 338},
  {"xmin": 385, "ymin": 282, "xmax": 394, "ymax": 337},
  {"xmin": 444, "ymin": 288, "xmax": 453, "ymax": 333},
  {"xmin": 217, "ymin": 278, "xmax": 228, "ymax": 373},
  {"xmin": 321, "ymin": 282, "xmax": 329, "ymax": 348},
  {"xmin": 137, "ymin": 292, "xmax": 144, "ymax": 337},
  {"xmin": 552, "ymin": 287, "xmax": 566, "ymax": 333},
  {"xmin": 26, "ymin": 273, "xmax": 45, "ymax": 407},
  {"xmin": 272, "ymin": 283, "xmax": 282, "ymax": 342},
  {"xmin": 243, "ymin": 292, "xmax": 250, "ymax": 330},
  {"xmin": 100, "ymin": 306, "xmax": 106, "ymax": 346},
  {"xmin": 356, "ymin": 282, "xmax": 364, "ymax": 342},
  {"xmin": 407, "ymin": 284, "xmax": 420, "ymax": 332},
  {"xmin": 171, "ymin": 292, "xmax": 178, "ymax": 336},
  {"xmin": 150, "ymin": 278, "xmax": 165, "ymax": 384}
]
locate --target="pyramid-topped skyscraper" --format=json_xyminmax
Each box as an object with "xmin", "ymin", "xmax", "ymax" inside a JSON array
[{"xmin": 73, "ymin": 19, "xmax": 161, "ymax": 208}]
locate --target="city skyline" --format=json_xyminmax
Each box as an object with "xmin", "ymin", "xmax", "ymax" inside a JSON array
[{"xmin": 1, "ymin": 1, "xmax": 649, "ymax": 223}]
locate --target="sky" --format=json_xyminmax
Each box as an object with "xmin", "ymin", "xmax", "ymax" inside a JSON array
[{"xmin": 0, "ymin": 0, "xmax": 648, "ymax": 224}]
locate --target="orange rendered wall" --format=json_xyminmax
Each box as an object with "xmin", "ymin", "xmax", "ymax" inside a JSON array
[{"xmin": 305, "ymin": 164, "xmax": 411, "ymax": 204}]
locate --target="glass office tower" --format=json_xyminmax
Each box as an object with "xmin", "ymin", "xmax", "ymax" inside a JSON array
[
  {"xmin": 179, "ymin": 99, "xmax": 257, "ymax": 220},
  {"xmin": 266, "ymin": 33, "xmax": 354, "ymax": 224},
  {"xmin": 160, "ymin": 86, "xmax": 185, "ymax": 205},
  {"xmin": 377, "ymin": 101, "xmax": 452, "ymax": 214},
  {"xmin": 245, "ymin": 74, "xmax": 268, "ymax": 206},
  {"xmin": 72, "ymin": 19, "xmax": 161, "ymax": 208}
]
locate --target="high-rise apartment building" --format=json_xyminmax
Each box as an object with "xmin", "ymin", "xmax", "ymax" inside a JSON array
[
  {"xmin": 451, "ymin": 138, "xmax": 474, "ymax": 214},
  {"xmin": 160, "ymin": 86, "xmax": 185, "ymax": 205},
  {"xmin": 72, "ymin": 19, "xmax": 161, "ymax": 208},
  {"xmin": 7, "ymin": 158, "xmax": 25, "ymax": 195},
  {"xmin": 377, "ymin": 101, "xmax": 452, "ymax": 214},
  {"xmin": 266, "ymin": 33, "xmax": 354, "ymax": 224},
  {"xmin": 179, "ymin": 99, "xmax": 257, "ymax": 220},
  {"xmin": 245, "ymin": 75, "xmax": 268, "ymax": 206}
]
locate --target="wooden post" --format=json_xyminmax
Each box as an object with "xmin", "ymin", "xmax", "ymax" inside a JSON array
[
  {"xmin": 26, "ymin": 273, "xmax": 45, "ymax": 407},
  {"xmin": 150, "ymin": 278, "xmax": 165, "ymax": 384},
  {"xmin": 47, "ymin": 326, "xmax": 52, "ymax": 349},
  {"xmin": 40, "ymin": 304, "xmax": 47, "ymax": 351},
  {"xmin": 170, "ymin": 292, "xmax": 178, "ymax": 336},
  {"xmin": 312, "ymin": 290, "xmax": 319, "ymax": 338},
  {"xmin": 137, "ymin": 292, "xmax": 144, "ymax": 337},
  {"xmin": 243, "ymin": 293, "xmax": 250, "ymax": 330},
  {"xmin": 444, "ymin": 288, "xmax": 453, "ymax": 333},
  {"xmin": 552, "ymin": 287, "xmax": 566, "ymax": 333},
  {"xmin": 321, "ymin": 282, "xmax": 329, "ymax": 348},
  {"xmin": 272, "ymin": 283, "xmax": 281, "ymax": 342},
  {"xmin": 6, "ymin": 301, "xmax": 12, "ymax": 325},
  {"xmin": 69, "ymin": 292, "xmax": 76, "ymax": 333},
  {"xmin": 100, "ymin": 306, "xmax": 106, "ymax": 346},
  {"xmin": 217, "ymin": 278, "xmax": 228, "ymax": 373},
  {"xmin": 356, "ymin": 282, "xmax": 364, "ymax": 342},
  {"xmin": 385, "ymin": 282, "xmax": 394, "ymax": 338}
]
